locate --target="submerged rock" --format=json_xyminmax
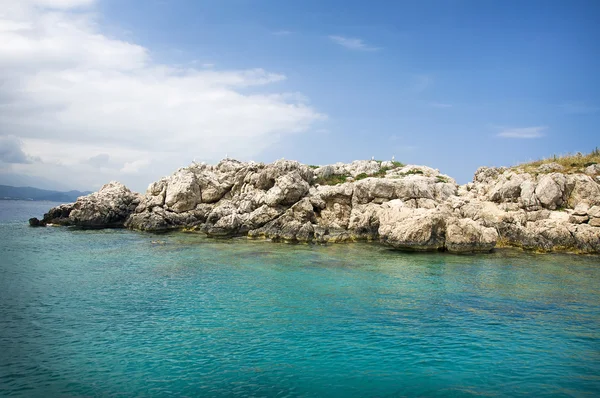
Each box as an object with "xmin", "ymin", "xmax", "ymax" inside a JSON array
[{"xmin": 28, "ymin": 217, "xmax": 44, "ymax": 227}]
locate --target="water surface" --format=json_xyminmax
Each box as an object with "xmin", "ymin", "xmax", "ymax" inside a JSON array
[{"xmin": 1, "ymin": 201, "xmax": 599, "ymax": 396}]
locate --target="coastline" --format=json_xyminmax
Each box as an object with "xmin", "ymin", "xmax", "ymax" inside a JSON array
[{"xmin": 29, "ymin": 157, "xmax": 600, "ymax": 254}]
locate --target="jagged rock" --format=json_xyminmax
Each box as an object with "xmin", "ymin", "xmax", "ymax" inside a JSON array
[
  {"xmin": 569, "ymin": 214, "xmax": 590, "ymax": 224},
  {"xmin": 519, "ymin": 180, "xmax": 541, "ymax": 210},
  {"xmin": 40, "ymin": 203, "xmax": 74, "ymax": 225},
  {"xmin": 378, "ymin": 202, "xmax": 446, "ymax": 251},
  {"xmin": 588, "ymin": 206, "xmax": 600, "ymax": 218},
  {"xmin": 347, "ymin": 203, "xmax": 381, "ymax": 240},
  {"xmin": 33, "ymin": 157, "xmax": 600, "ymax": 254},
  {"xmin": 353, "ymin": 178, "xmax": 397, "ymax": 204},
  {"xmin": 573, "ymin": 202, "xmax": 590, "ymax": 216},
  {"xmin": 42, "ymin": 182, "xmax": 141, "ymax": 228},
  {"xmin": 569, "ymin": 224, "xmax": 600, "ymax": 253},
  {"xmin": 28, "ymin": 217, "xmax": 44, "ymax": 227},
  {"xmin": 346, "ymin": 160, "xmax": 381, "ymax": 177},
  {"xmin": 489, "ymin": 172, "xmax": 526, "ymax": 202},
  {"xmin": 249, "ymin": 198, "xmax": 316, "ymax": 242},
  {"xmin": 569, "ymin": 214, "xmax": 589, "ymax": 224},
  {"xmin": 537, "ymin": 162, "xmax": 564, "ymax": 173},
  {"xmin": 445, "ymin": 218, "xmax": 498, "ymax": 253},
  {"xmin": 567, "ymin": 175, "xmax": 600, "ymax": 207},
  {"xmin": 473, "ymin": 166, "xmax": 502, "ymax": 184},
  {"xmin": 125, "ymin": 208, "xmax": 171, "ymax": 231},
  {"xmin": 535, "ymin": 173, "xmax": 572, "ymax": 210},
  {"xmin": 314, "ymin": 165, "xmax": 335, "ymax": 180},
  {"xmin": 264, "ymin": 171, "xmax": 310, "ymax": 206},
  {"xmin": 164, "ymin": 169, "xmax": 201, "ymax": 213},
  {"xmin": 585, "ymin": 164, "xmax": 600, "ymax": 175}
]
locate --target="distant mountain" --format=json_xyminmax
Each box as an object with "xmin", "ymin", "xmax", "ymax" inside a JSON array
[
  {"xmin": 0, "ymin": 185, "xmax": 92, "ymax": 202},
  {"xmin": 0, "ymin": 173, "xmax": 73, "ymax": 191}
]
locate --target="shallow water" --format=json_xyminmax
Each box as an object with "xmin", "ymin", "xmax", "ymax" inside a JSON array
[{"xmin": 1, "ymin": 201, "xmax": 599, "ymax": 396}]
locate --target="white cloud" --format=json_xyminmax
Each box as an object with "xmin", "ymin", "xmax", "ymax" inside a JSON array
[
  {"xmin": 11, "ymin": 0, "xmax": 95, "ymax": 9},
  {"xmin": 0, "ymin": 0, "xmax": 324, "ymax": 191},
  {"xmin": 83, "ymin": 153, "xmax": 111, "ymax": 168},
  {"xmin": 0, "ymin": 136, "xmax": 34, "ymax": 164},
  {"xmin": 121, "ymin": 159, "xmax": 150, "ymax": 174},
  {"xmin": 497, "ymin": 126, "xmax": 546, "ymax": 139},
  {"xmin": 328, "ymin": 35, "xmax": 379, "ymax": 51}
]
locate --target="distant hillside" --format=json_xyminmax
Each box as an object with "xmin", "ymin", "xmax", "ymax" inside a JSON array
[{"xmin": 0, "ymin": 185, "xmax": 91, "ymax": 202}]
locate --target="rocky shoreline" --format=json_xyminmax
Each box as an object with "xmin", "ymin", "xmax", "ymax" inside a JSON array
[{"xmin": 29, "ymin": 158, "xmax": 600, "ymax": 254}]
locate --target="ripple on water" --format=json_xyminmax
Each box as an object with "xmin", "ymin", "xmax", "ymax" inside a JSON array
[{"xmin": 1, "ymin": 206, "xmax": 600, "ymax": 396}]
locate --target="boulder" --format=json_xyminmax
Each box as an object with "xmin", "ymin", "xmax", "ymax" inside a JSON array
[
  {"xmin": 28, "ymin": 217, "xmax": 44, "ymax": 227},
  {"xmin": 264, "ymin": 171, "xmax": 310, "ymax": 206},
  {"xmin": 164, "ymin": 169, "xmax": 201, "ymax": 213},
  {"xmin": 588, "ymin": 206, "xmax": 600, "ymax": 218},
  {"xmin": 568, "ymin": 214, "xmax": 589, "ymax": 225},
  {"xmin": 585, "ymin": 164, "xmax": 600, "ymax": 175},
  {"xmin": 445, "ymin": 218, "xmax": 498, "ymax": 253},
  {"xmin": 535, "ymin": 173, "xmax": 572, "ymax": 210},
  {"xmin": 573, "ymin": 202, "xmax": 590, "ymax": 216},
  {"xmin": 40, "ymin": 203, "xmax": 74, "ymax": 225},
  {"xmin": 378, "ymin": 203, "xmax": 446, "ymax": 251},
  {"xmin": 61, "ymin": 182, "xmax": 141, "ymax": 228},
  {"xmin": 567, "ymin": 175, "xmax": 600, "ymax": 207},
  {"xmin": 537, "ymin": 162, "xmax": 564, "ymax": 173}
]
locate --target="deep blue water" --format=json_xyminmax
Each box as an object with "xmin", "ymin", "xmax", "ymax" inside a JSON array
[{"xmin": 1, "ymin": 200, "xmax": 599, "ymax": 397}]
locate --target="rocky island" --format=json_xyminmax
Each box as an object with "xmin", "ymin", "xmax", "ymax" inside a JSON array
[{"xmin": 30, "ymin": 153, "xmax": 600, "ymax": 254}]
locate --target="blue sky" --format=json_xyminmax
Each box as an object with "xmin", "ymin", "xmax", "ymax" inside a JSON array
[{"xmin": 1, "ymin": 0, "xmax": 598, "ymax": 191}]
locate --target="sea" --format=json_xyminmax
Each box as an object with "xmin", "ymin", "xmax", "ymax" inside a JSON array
[{"xmin": 1, "ymin": 200, "xmax": 599, "ymax": 397}]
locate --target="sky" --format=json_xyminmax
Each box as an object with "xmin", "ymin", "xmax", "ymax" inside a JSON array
[{"xmin": 0, "ymin": 0, "xmax": 599, "ymax": 192}]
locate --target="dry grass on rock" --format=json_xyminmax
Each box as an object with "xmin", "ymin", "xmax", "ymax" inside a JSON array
[{"xmin": 511, "ymin": 147, "xmax": 600, "ymax": 174}]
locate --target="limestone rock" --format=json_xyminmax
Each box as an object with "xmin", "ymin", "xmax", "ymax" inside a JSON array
[
  {"xmin": 378, "ymin": 203, "xmax": 446, "ymax": 251},
  {"xmin": 568, "ymin": 214, "xmax": 589, "ymax": 224},
  {"xmin": 537, "ymin": 162, "xmax": 564, "ymax": 173},
  {"xmin": 585, "ymin": 163, "xmax": 600, "ymax": 175},
  {"xmin": 62, "ymin": 182, "xmax": 140, "ymax": 228},
  {"xmin": 573, "ymin": 202, "xmax": 590, "ymax": 216},
  {"xmin": 264, "ymin": 171, "xmax": 310, "ymax": 206},
  {"xmin": 32, "ymin": 156, "xmax": 600, "ymax": 254},
  {"xmin": 164, "ymin": 169, "xmax": 201, "ymax": 213},
  {"xmin": 567, "ymin": 175, "xmax": 600, "ymax": 207},
  {"xmin": 445, "ymin": 218, "xmax": 498, "ymax": 253},
  {"xmin": 535, "ymin": 173, "xmax": 572, "ymax": 210}
]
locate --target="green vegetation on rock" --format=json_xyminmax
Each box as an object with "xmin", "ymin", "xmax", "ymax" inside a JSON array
[{"xmin": 314, "ymin": 174, "xmax": 350, "ymax": 185}]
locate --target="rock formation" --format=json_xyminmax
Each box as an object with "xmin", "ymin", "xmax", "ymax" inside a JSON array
[
  {"xmin": 30, "ymin": 158, "xmax": 600, "ymax": 254},
  {"xmin": 30, "ymin": 182, "xmax": 141, "ymax": 228}
]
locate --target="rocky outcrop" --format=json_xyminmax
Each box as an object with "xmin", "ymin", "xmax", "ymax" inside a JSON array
[
  {"xmin": 33, "ymin": 158, "xmax": 600, "ymax": 254},
  {"xmin": 29, "ymin": 182, "xmax": 141, "ymax": 228}
]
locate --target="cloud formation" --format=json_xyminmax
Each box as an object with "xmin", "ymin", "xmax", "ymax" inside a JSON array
[
  {"xmin": 0, "ymin": 136, "xmax": 34, "ymax": 164},
  {"xmin": 497, "ymin": 126, "xmax": 546, "ymax": 139},
  {"xmin": 328, "ymin": 35, "xmax": 379, "ymax": 51},
  {"xmin": 0, "ymin": 0, "xmax": 324, "ymax": 191},
  {"xmin": 83, "ymin": 153, "xmax": 111, "ymax": 168}
]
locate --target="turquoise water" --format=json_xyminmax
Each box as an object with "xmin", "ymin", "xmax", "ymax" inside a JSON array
[{"xmin": 1, "ymin": 201, "xmax": 599, "ymax": 397}]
